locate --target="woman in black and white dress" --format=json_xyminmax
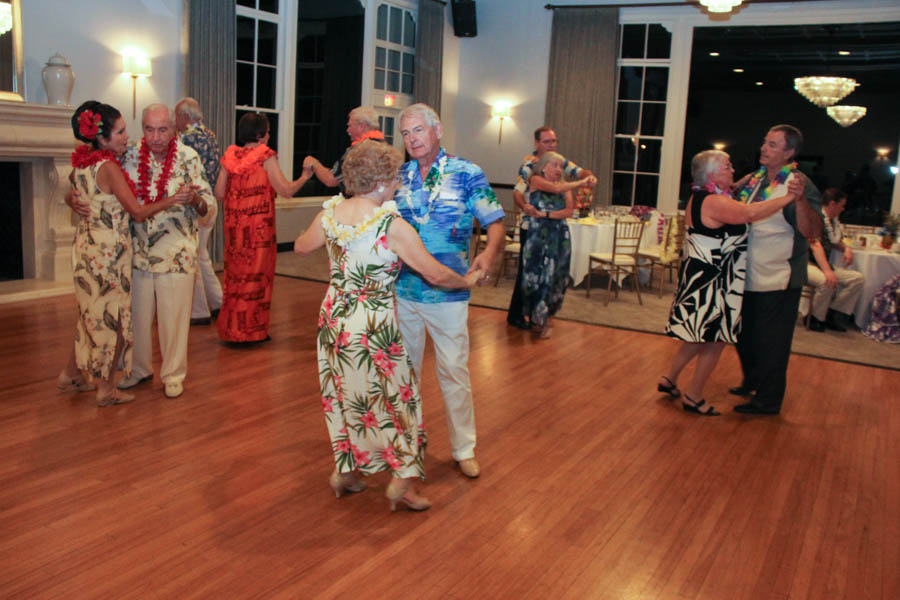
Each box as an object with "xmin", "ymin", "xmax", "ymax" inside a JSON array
[{"xmin": 656, "ymin": 150, "xmax": 797, "ymax": 415}]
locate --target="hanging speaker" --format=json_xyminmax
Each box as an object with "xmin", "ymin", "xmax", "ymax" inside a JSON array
[{"xmin": 451, "ymin": 1, "xmax": 477, "ymax": 38}]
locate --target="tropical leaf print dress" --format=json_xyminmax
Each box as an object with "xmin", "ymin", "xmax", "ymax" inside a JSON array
[
  {"xmin": 317, "ymin": 196, "xmax": 426, "ymax": 479},
  {"xmin": 71, "ymin": 161, "xmax": 134, "ymax": 379}
]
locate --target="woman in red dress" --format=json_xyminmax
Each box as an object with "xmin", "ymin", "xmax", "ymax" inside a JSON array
[{"xmin": 214, "ymin": 113, "xmax": 312, "ymax": 342}]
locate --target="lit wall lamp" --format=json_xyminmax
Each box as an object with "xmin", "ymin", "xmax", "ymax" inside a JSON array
[
  {"xmin": 712, "ymin": 141, "xmax": 727, "ymax": 151},
  {"xmin": 122, "ymin": 50, "xmax": 151, "ymax": 119},
  {"xmin": 491, "ymin": 102, "xmax": 511, "ymax": 144}
]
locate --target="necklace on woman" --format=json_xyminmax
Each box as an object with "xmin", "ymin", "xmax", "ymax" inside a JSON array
[
  {"xmin": 71, "ymin": 144, "xmax": 138, "ymax": 197},
  {"xmin": 405, "ymin": 154, "xmax": 447, "ymax": 225},
  {"xmin": 692, "ymin": 181, "xmax": 732, "ymax": 197},
  {"xmin": 137, "ymin": 137, "xmax": 177, "ymax": 204},
  {"xmin": 739, "ymin": 162, "xmax": 796, "ymax": 203}
]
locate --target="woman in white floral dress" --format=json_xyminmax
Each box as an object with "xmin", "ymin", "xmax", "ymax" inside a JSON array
[
  {"xmin": 57, "ymin": 101, "xmax": 179, "ymax": 406},
  {"xmin": 295, "ymin": 141, "xmax": 481, "ymax": 512}
]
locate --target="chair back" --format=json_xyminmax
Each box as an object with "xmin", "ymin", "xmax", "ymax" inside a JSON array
[
  {"xmin": 501, "ymin": 208, "xmax": 520, "ymax": 242},
  {"xmin": 611, "ymin": 218, "xmax": 645, "ymax": 258},
  {"xmin": 662, "ymin": 213, "xmax": 686, "ymax": 262}
]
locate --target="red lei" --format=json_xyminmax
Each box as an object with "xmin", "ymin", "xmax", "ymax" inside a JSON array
[
  {"xmin": 137, "ymin": 137, "xmax": 177, "ymax": 204},
  {"xmin": 71, "ymin": 144, "xmax": 138, "ymax": 197}
]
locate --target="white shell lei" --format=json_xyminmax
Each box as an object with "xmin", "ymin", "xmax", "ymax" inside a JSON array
[
  {"xmin": 823, "ymin": 215, "xmax": 842, "ymax": 244},
  {"xmin": 406, "ymin": 155, "xmax": 448, "ymax": 225},
  {"xmin": 321, "ymin": 195, "xmax": 398, "ymax": 247}
]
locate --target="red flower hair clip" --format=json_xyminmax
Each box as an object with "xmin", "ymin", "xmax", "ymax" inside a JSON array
[{"xmin": 78, "ymin": 110, "xmax": 102, "ymax": 140}]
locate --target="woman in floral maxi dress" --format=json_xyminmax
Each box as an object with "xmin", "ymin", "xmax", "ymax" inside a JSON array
[
  {"xmin": 58, "ymin": 101, "xmax": 180, "ymax": 405},
  {"xmin": 294, "ymin": 140, "xmax": 481, "ymax": 512},
  {"xmin": 215, "ymin": 113, "xmax": 312, "ymax": 342}
]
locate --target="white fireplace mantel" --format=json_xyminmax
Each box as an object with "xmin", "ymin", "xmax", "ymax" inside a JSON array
[{"xmin": 0, "ymin": 100, "xmax": 78, "ymax": 300}]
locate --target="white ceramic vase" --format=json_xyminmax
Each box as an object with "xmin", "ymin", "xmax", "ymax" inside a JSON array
[{"xmin": 42, "ymin": 53, "xmax": 75, "ymax": 106}]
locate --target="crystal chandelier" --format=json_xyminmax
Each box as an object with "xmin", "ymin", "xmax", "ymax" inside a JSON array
[
  {"xmin": 0, "ymin": 3, "xmax": 13, "ymax": 37},
  {"xmin": 826, "ymin": 105, "xmax": 867, "ymax": 127},
  {"xmin": 698, "ymin": 0, "xmax": 743, "ymax": 13},
  {"xmin": 794, "ymin": 76, "xmax": 859, "ymax": 107}
]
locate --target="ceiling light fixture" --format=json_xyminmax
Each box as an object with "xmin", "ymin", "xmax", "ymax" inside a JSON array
[
  {"xmin": 755, "ymin": 81, "xmax": 764, "ymax": 86},
  {"xmin": 698, "ymin": 0, "xmax": 743, "ymax": 14},
  {"xmin": 794, "ymin": 76, "xmax": 858, "ymax": 107},
  {"xmin": 733, "ymin": 68, "xmax": 744, "ymax": 73},
  {"xmin": 826, "ymin": 105, "xmax": 866, "ymax": 127},
  {"xmin": 838, "ymin": 50, "xmax": 851, "ymax": 56},
  {"xmin": 709, "ymin": 52, "xmax": 720, "ymax": 57}
]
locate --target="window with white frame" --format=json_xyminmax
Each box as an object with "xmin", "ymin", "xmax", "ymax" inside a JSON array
[
  {"xmin": 612, "ymin": 24, "xmax": 671, "ymax": 208},
  {"xmin": 236, "ymin": 0, "xmax": 283, "ymax": 151},
  {"xmin": 374, "ymin": 2, "xmax": 416, "ymax": 96}
]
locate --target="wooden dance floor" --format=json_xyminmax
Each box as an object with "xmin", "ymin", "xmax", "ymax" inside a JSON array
[{"xmin": 1, "ymin": 275, "xmax": 897, "ymax": 598}]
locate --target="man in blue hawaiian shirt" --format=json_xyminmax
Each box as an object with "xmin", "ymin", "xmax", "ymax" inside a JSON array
[
  {"xmin": 175, "ymin": 97, "xmax": 223, "ymax": 327},
  {"xmin": 394, "ymin": 103, "xmax": 505, "ymax": 479}
]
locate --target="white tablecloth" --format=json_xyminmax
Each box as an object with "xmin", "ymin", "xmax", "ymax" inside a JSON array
[
  {"xmin": 567, "ymin": 216, "xmax": 660, "ymax": 286},
  {"xmin": 847, "ymin": 247, "xmax": 900, "ymax": 328}
]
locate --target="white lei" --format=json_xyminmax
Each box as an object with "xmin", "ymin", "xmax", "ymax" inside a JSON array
[
  {"xmin": 824, "ymin": 215, "xmax": 842, "ymax": 244},
  {"xmin": 406, "ymin": 155, "xmax": 448, "ymax": 225}
]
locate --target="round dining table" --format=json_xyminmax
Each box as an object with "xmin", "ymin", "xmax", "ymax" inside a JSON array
[
  {"xmin": 566, "ymin": 215, "xmax": 661, "ymax": 286},
  {"xmin": 844, "ymin": 245, "xmax": 900, "ymax": 328}
]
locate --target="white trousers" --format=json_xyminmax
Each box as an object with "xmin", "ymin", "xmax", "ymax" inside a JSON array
[
  {"xmin": 191, "ymin": 224, "xmax": 223, "ymax": 319},
  {"xmin": 132, "ymin": 270, "xmax": 194, "ymax": 385},
  {"xmin": 807, "ymin": 264, "xmax": 865, "ymax": 320},
  {"xmin": 397, "ymin": 298, "xmax": 476, "ymax": 461}
]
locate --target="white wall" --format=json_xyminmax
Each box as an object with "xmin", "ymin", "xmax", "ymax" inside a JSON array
[{"xmin": 20, "ymin": 0, "xmax": 182, "ymax": 136}]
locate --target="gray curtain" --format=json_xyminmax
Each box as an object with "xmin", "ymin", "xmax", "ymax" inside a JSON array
[
  {"xmin": 414, "ymin": 0, "xmax": 444, "ymax": 113},
  {"xmin": 182, "ymin": 0, "xmax": 235, "ymax": 264},
  {"xmin": 545, "ymin": 8, "xmax": 618, "ymax": 207}
]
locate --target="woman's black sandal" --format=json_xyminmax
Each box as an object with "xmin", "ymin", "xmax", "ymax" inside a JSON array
[
  {"xmin": 682, "ymin": 395, "xmax": 720, "ymax": 416},
  {"xmin": 657, "ymin": 376, "xmax": 681, "ymax": 399}
]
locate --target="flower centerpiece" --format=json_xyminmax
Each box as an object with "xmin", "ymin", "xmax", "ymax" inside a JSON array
[
  {"xmin": 879, "ymin": 212, "xmax": 900, "ymax": 249},
  {"xmin": 574, "ymin": 186, "xmax": 593, "ymax": 218}
]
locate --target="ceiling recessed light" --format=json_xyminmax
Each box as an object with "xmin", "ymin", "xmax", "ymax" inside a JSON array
[
  {"xmin": 755, "ymin": 81, "xmax": 764, "ymax": 86},
  {"xmin": 733, "ymin": 68, "xmax": 744, "ymax": 73},
  {"xmin": 709, "ymin": 52, "xmax": 720, "ymax": 57},
  {"xmin": 839, "ymin": 50, "xmax": 851, "ymax": 56}
]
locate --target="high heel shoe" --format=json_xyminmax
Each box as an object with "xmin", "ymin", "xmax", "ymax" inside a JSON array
[
  {"xmin": 385, "ymin": 478, "xmax": 431, "ymax": 512},
  {"xmin": 682, "ymin": 395, "xmax": 720, "ymax": 416},
  {"xmin": 57, "ymin": 373, "xmax": 95, "ymax": 393},
  {"xmin": 657, "ymin": 375, "xmax": 680, "ymax": 399},
  {"xmin": 328, "ymin": 470, "xmax": 367, "ymax": 498}
]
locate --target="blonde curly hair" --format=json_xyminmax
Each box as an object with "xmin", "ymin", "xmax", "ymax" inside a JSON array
[{"xmin": 342, "ymin": 140, "xmax": 403, "ymax": 196}]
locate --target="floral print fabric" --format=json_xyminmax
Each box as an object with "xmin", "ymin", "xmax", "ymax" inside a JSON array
[
  {"xmin": 521, "ymin": 190, "xmax": 572, "ymax": 328},
  {"xmin": 217, "ymin": 144, "xmax": 277, "ymax": 342},
  {"xmin": 71, "ymin": 161, "xmax": 134, "ymax": 379},
  {"xmin": 317, "ymin": 196, "xmax": 426, "ymax": 479}
]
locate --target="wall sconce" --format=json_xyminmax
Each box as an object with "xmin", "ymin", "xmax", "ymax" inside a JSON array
[
  {"xmin": 491, "ymin": 102, "xmax": 511, "ymax": 144},
  {"xmin": 712, "ymin": 141, "xmax": 727, "ymax": 150},
  {"xmin": 122, "ymin": 50, "xmax": 152, "ymax": 119},
  {"xmin": 875, "ymin": 147, "xmax": 890, "ymax": 160}
]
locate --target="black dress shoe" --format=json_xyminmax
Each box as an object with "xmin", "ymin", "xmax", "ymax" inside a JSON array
[
  {"xmin": 824, "ymin": 313, "xmax": 847, "ymax": 332},
  {"xmin": 210, "ymin": 308, "xmax": 220, "ymax": 320},
  {"xmin": 808, "ymin": 316, "xmax": 827, "ymax": 332},
  {"xmin": 190, "ymin": 317, "xmax": 212, "ymax": 326},
  {"xmin": 729, "ymin": 385, "xmax": 755, "ymax": 397},
  {"xmin": 734, "ymin": 402, "xmax": 780, "ymax": 415},
  {"xmin": 507, "ymin": 319, "xmax": 530, "ymax": 330}
]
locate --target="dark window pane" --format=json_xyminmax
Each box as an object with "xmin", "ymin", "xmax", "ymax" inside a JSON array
[
  {"xmin": 237, "ymin": 16, "xmax": 255, "ymax": 62},
  {"xmin": 374, "ymin": 69, "xmax": 385, "ymax": 89},
  {"xmin": 237, "ymin": 0, "xmax": 254, "ymax": 8},
  {"xmin": 298, "ymin": 35, "xmax": 317, "ymax": 63},
  {"xmin": 257, "ymin": 21, "xmax": 277, "ymax": 66},
  {"xmin": 402, "ymin": 74, "xmax": 414, "ymax": 94},
  {"xmin": 377, "ymin": 5, "xmax": 388, "ymax": 40},
  {"xmin": 376, "ymin": 47, "xmax": 386, "ymax": 68},
  {"xmin": 309, "ymin": 125, "xmax": 319, "ymax": 151},
  {"xmin": 636, "ymin": 139, "xmax": 662, "ymax": 173},
  {"xmin": 404, "ymin": 10, "xmax": 416, "ymax": 47},
  {"xmin": 612, "ymin": 173, "xmax": 634, "ymax": 206},
  {"xmin": 634, "ymin": 174, "xmax": 659, "ymax": 207},
  {"xmin": 257, "ymin": 66, "xmax": 276, "ymax": 109},
  {"xmin": 640, "ymin": 103, "xmax": 665, "ymax": 136},
  {"xmin": 266, "ymin": 113, "xmax": 279, "ymax": 154},
  {"xmin": 294, "ymin": 125, "xmax": 309, "ymax": 151},
  {"xmin": 402, "ymin": 52, "xmax": 414, "ymax": 75},
  {"xmin": 258, "ymin": 0, "xmax": 278, "ymax": 14},
  {"xmin": 388, "ymin": 49, "xmax": 401, "ymax": 71},
  {"xmin": 312, "ymin": 97, "xmax": 322, "ymax": 123},
  {"xmin": 621, "ymin": 24, "xmax": 645, "ymax": 59},
  {"xmin": 297, "ymin": 68, "xmax": 316, "ymax": 94},
  {"xmin": 614, "ymin": 137, "xmax": 637, "ymax": 171},
  {"xmin": 644, "ymin": 67, "xmax": 668, "ymax": 101},
  {"xmin": 619, "ymin": 66, "xmax": 643, "ymax": 101},
  {"xmin": 389, "ymin": 6, "xmax": 402, "ymax": 44},
  {"xmin": 647, "ymin": 24, "xmax": 671, "ymax": 59},
  {"xmin": 388, "ymin": 71, "xmax": 400, "ymax": 92},
  {"xmin": 616, "ymin": 101, "xmax": 640, "ymax": 136},
  {"xmin": 236, "ymin": 63, "xmax": 254, "ymax": 106}
]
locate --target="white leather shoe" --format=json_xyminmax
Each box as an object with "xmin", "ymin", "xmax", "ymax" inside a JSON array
[
  {"xmin": 117, "ymin": 373, "xmax": 152, "ymax": 390},
  {"xmin": 457, "ymin": 458, "xmax": 481, "ymax": 478},
  {"xmin": 164, "ymin": 381, "xmax": 183, "ymax": 398}
]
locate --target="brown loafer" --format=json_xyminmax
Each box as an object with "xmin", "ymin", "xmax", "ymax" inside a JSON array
[{"xmin": 457, "ymin": 458, "xmax": 481, "ymax": 478}]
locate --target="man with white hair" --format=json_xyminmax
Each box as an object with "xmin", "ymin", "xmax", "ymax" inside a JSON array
[
  {"xmin": 394, "ymin": 102, "xmax": 505, "ymax": 479},
  {"xmin": 175, "ymin": 97, "xmax": 223, "ymax": 327},
  {"xmin": 117, "ymin": 104, "xmax": 217, "ymax": 398},
  {"xmin": 303, "ymin": 106, "xmax": 385, "ymax": 195}
]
